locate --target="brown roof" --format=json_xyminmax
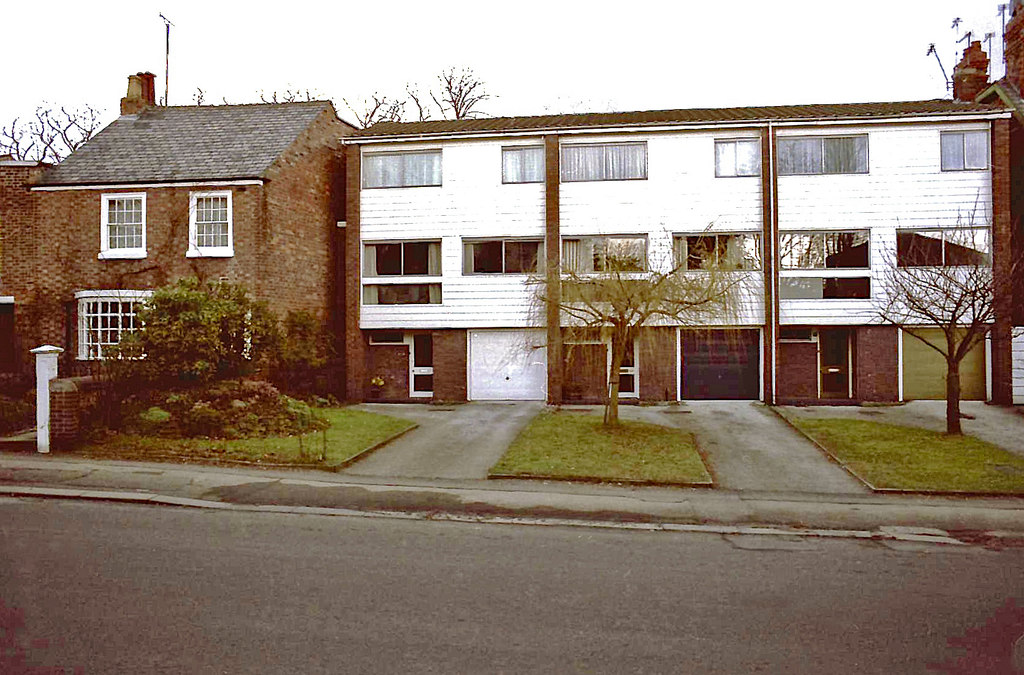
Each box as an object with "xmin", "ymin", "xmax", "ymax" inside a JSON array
[{"xmin": 351, "ymin": 99, "xmax": 1007, "ymax": 139}]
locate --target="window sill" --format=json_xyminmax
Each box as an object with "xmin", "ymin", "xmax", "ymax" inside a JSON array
[
  {"xmin": 186, "ymin": 248, "xmax": 234, "ymax": 258},
  {"xmin": 98, "ymin": 250, "xmax": 146, "ymax": 260}
]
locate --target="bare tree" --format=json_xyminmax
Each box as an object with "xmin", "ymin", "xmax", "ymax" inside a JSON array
[
  {"xmin": 342, "ymin": 93, "xmax": 405, "ymax": 128},
  {"xmin": 0, "ymin": 104, "xmax": 103, "ymax": 163},
  {"xmin": 259, "ymin": 87, "xmax": 322, "ymax": 104},
  {"xmin": 431, "ymin": 67, "xmax": 489, "ymax": 120},
  {"xmin": 405, "ymin": 84, "xmax": 432, "ymax": 122},
  {"xmin": 193, "ymin": 88, "xmax": 206, "ymax": 105},
  {"xmin": 875, "ymin": 217, "xmax": 1019, "ymax": 434},
  {"xmin": 532, "ymin": 236, "xmax": 743, "ymax": 425}
]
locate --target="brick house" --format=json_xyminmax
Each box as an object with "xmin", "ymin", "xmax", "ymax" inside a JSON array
[
  {"xmin": 341, "ymin": 98, "xmax": 1011, "ymax": 405},
  {"xmin": 0, "ymin": 73, "xmax": 354, "ymax": 380}
]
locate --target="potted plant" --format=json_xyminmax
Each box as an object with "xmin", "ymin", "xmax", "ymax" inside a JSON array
[{"xmin": 369, "ymin": 375, "xmax": 385, "ymax": 399}]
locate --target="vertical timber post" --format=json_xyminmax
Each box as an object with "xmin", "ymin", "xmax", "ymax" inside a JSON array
[{"xmin": 31, "ymin": 345, "xmax": 63, "ymax": 454}]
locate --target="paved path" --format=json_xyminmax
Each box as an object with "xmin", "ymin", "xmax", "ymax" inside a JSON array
[
  {"xmin": 342, "ymin": 402, "xmax": 543, "ymax": 479},
  {"xmin": 652, "ymin": 401, "xmax": 867, "ymax": 494}
]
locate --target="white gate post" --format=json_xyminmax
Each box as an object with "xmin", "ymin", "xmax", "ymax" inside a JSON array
[{"xmin": 31, "ymin": 345, "xmax": 64, "ymax": 454}]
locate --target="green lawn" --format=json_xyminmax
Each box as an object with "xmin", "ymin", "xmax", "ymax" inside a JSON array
[
  {"xmin": 788, "ymin": 417, "xmax": 1024, "ymax": 493},
  {"xmin": 76, "ymin": 408, "xmax": 414, "ymax": 470},
  {"xmin": 490, "ymin": 410, "xmax": 712, "ymax": 485}
]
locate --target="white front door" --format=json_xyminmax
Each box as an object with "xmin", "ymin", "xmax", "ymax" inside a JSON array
[
  {"xmin": 469, "ymin": 329, "xmax": 547, "ymax": 400},
  {"xmin": 410, "ymin": 333, "xmax": 433, "ymax": 398}
]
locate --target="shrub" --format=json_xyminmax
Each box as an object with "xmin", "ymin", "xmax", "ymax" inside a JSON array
[
  {"xmin": 0, "ymin": 395, "xmax": 33, "ymax": 435},
  {"xmin": 120, "ymin": 379, "xmax": 328, "ymax": 439},
  {"xmin": 108, "ymin": 277, "xmax": 280, "ymax": 387},
  {"xmin": 271, "ymin": 310, "xmax": 336, "ymax": 397}
]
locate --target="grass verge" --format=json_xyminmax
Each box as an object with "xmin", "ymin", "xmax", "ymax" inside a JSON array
[
  {"xmin": 73, "ymin": 408, "xmax": 415, "ymax": 470},
  {"xmin": 489, "ymin": 410, "xmax": 712, "ymax": 485},
  {"xmin": 787, "ymin": 417, "xmax": 1024, "ymax": 493}
]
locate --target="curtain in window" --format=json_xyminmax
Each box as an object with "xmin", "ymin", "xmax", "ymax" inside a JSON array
[
  {"xmin": 716, "ymin": 141, "xmax": 759, "ymax": 176},
  {"xmin": 561, "ymin": 144, "xmax": 646, "ymax": 181},
  {"xmin": 502, "ymin": 147, "xmax": 544, "ymax": 183},
  {"xmin": 428, "ymin": 284, "xmax": 441, "ymax": 303},
  {"xmin": 940, "ymin": 134, "xmax": 964, "ymax": 171},
  {"xmin": 563, "ymin": 239, "xmax": 581, "ymax": 272},
  {"xmin": 404, "ymin": 152, "xmax": 442, "ymax": 187},
  {"xmin": 363, "ymin": 245, "xmax": 377, "ymax": 276},
  {"xmin": 824, "ymin": 137, "xmax": 867, "ymax": 174},
  {"xmin": 427, "ymin": 242, "xmax": 442, "ymax": 275},
  {"xmin": 364, "ymin": 152, "xmax": 441, "ymax": 187},
  {"xmin": 778, "ymin": 139, "xmax": 821, "ymax": 175},
  {"xmin": 963, "ymin": 132, "xmax": 988, "ymax": 169}
]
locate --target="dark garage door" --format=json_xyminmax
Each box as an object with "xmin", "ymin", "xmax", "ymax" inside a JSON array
[{"xmin": 681, "ymin": 329, "xmax": 760, "ymax": 400}]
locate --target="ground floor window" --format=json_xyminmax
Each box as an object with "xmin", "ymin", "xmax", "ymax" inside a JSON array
[{"xmin": 76, "ymin": 290, "xmax": 151, "ymax": 359}]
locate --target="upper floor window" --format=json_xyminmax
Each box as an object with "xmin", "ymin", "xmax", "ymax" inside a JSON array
[
  {"xmin": 561, "ymin": 142, "xmax": 647, "ymax": 182},
  {"xmin": 99, "ymin": 193, "xmax": 146, "ymax": 259},
  {"xmin": 674, "ymin": 233, "xmax": 761, "ymax": 270},
  {"xmin": 363, "ymin": 241, "xmax": 441, "ymax": 277},
  {"xmin": 502, "ymin": 146, "xmax": 544, "ymax": 184},
  {"xmin": 562, "ymin": 236, "xmax": 646, "ymax": 273},
  {"xmin": 464, "ymin": 239, "xmax": 542, "ymax": 274},
  {"xmin": 76, "ymin": 290, "xmax": 151, "ymax": 359},
  {"xmin": 940, "ymin": 131, "xmax": 989, "ymax": 171},
  {"xmin": 896, "ymin": 228, "xmax": 990, "ymax": 266},
  {"xmin": 363, "ymin": 150, "xmax": 442, "ymax": 188},
  {"xmin": 188, "ymin": 191, "xmax": 233, "ymax": 257},
  {"xmin": 780, "ymin": 231, "xmax": 870, "ymax": 269},
  {"xmin": 362, "ymin": 284, "xmax": 441, "ymax": 305},
  {"xmin": 778, "ymin": 135, "xmax": 868, "ymax": 175},
  {"xmin": 715, "ymin": 139, "xmax": 760, "ymax": 177}
]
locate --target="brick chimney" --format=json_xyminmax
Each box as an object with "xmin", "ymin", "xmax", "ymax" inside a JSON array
[
  {"xmin": 120, "ymin": 72, "xmax": 157, "ymax": 115},
  {"xmin": 1007, "ymin": 0, "xmax": 1024, "ymax": 93},
  {"xmin": 952, "ymin": 41, "xmax": 989, "ymax": 102}
]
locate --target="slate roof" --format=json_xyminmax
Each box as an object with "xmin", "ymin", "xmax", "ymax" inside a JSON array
[
  {"xmin": 352, "ymin": 99, "xmax": 1007, "ymax": 139},
  {"xmin": 37, "ymin": 101, "xmax": 336, "ymax": 186}
]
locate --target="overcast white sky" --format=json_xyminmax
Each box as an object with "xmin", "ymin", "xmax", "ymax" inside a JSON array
[{"xmin": 0, "ymin": 0, "xmax": 1007, "ymax": 129}]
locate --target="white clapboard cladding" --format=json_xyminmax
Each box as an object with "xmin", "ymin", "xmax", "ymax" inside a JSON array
[{"xmin": 1013, "ymin": 333, "xmax": 1024, "ymax": 405}]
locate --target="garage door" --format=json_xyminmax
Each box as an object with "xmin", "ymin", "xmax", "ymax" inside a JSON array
[
  {"xmin": 681, "ymin": 329, "xmax": 761, "ymax": 400},
  {"xmin": 902, "ymin": 329, "xmax": 986, "ymax": 400},
  {"xmin": 469, "ymin": 329, "xmax": 547, "ymax": 400}
]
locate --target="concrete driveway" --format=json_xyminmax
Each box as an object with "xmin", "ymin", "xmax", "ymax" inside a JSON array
[
  {"xmin": 779, "ymin": 401, "xmax": 1024, "ymax": 457},
  {"xmin": 343, "ymin": 402, "xmax": 543, "ymax": 480},
  {"xmin": 617, "ymin": 402, "xmax": 867, "ymax": 494}
]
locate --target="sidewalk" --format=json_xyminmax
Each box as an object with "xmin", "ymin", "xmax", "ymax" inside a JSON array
[{"xmin": 2, "ymin": 452, "xmax": 1023, "ymax": 545}]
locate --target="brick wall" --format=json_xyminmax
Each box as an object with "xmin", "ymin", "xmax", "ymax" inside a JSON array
[
  {"xmin": 639, "ymin": 327, "xmax": 676, "ymax": 401},
  {"xmin": 776, "ymin": 341, "xmax": 817, "ymax": 401},
  {"xmin": 563, "ymin": 342, "xmax": 606, "ymax": 403},
  {"xmin": 365, "ymin": 342, "xmax": 408, "ymax": 400},
  {"xmin": 854, "ymin": 326, "xmax": 898, "ymax": 401},
  {"xmin": 344, "ymin": 144, "xmax": 365, "ymax": 401},
  {"xmin": 432, "ymin": 329, "xmax": 467, "ymax": 401},
  {"xmin": 991, "ymin": 117, "xmax": 1014, "ymax": 404},
  {"xmin": 49, "ymin": 376, "xmax": 101, "ymax": 445}
]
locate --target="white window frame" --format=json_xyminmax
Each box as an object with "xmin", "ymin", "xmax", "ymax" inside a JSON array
[
  {"xmin": 561, "ymin": 236, "xmax": 648, "ymax": 274},
  {"xmin": 560, "ymin": 142, "xmax": 648, "ymax": 182},
  {"xmin": 188, "ymin": 191, "xmax": 234, "ymax": 258},
  {"xmin": 75, "ymin": 289, "xmax": 152, "ymax": 360},
  {"xmin": 673, "ymin": 232, "xmax": 762, "ymax": 270},
  {"xmin": 99, "ymin": 193, "xmax": 146, "ymax": 260},
  {"xmin": 714, "ymin": 139, "xmax": 761, "ymax": 177},
  {"xmin": 940, "ymin": 131, "xmax": 989, "ymax": 171},
  {"xmin": 607, "ymin": 338, "xmax": 639, "ymax": 399},
  {"xmin": 501, "ymin": 145, "xmax": 545, "ymax": 184},
  {"xmin": 777, "ymin": 135, "xmax": 869, "ymax": 175},
  {"xmin": 363, "ymin": 150, "xmax": 443, "ymax": 189},
  {"xmin": 463, "ymin": 238, "xmax": 544, "ymax": 275}
]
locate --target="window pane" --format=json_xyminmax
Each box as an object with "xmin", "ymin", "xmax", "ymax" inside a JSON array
[
  {"xmin": 502, "ymin": 146, "xmax": 544, "ymax": 183},
  {"xmin": 823, "ymin": 136, "xmax": 867, "ymax": 174},
  {"xmin": 504, "ymin": 241, "xmax": 539, "ymax": 273},
  {"xmin": 596, "ymin": 237, "xmax": 645, "ymax": 271},
  {"xmin": 715, "ymin": 142, "xmax": 736, "ymax": 177},
  {"xmin": 780, "ymin": 233, "xmax": 824, "ymax": 269},
  {"xmin": 413, "ymin": 334, "xmax": 433, "ymax": 367},
  {"xmin": 823, "ymin": 231, "xmax": 869, "ymax": 268},
  {"xmin": 472, "ymin": 241, "xmax": 504, "ymax": 273},
  {"xmin": 364, "ymin": 152, "xmax": 441, "ymax": 187},
  {"xmin": 561, "ymin": 143, "xmax": 646, "ymax": 181},
  {"xmin": 686, "ymin": 236, "xmax": 715, "ymax": 270},
  {"xmin": 897, "ymin": 230, "xmax": 944, "ymax": 266},
  {"xmin": 403, "ymin": 241, "xmax": 431, "ymax": 275},
  {"xmin": 823, "ymin": 277, "xmax": 870, "ymax": 299},
  {"xmin": 964, "ymin": 131, "xmax": 988, "ymax": 169},
  {"xmin": 941, "ymin": 133, "xmax": 964, "ymax": 171},
  {"xmin": 373, "ymin": 283, "xmax": 441, "ymax": 305},
  {"xmin": 721, "ymin": 234, "xmax": 761, "ymax": 270},
  {"xmin": 944, "ymin": 227, "xmax": 991, "ymax": 265},
  {"xmin": 375, "ymin": 244, "xmax": 402, "ymax": 275},
  {"xmin": 780, "ymin": 278, "xmax": 823, "ymax": 299},
  {"xmin": 778, "ymin": 138, "xmax": 822, "ymax": 175},
  {"xmin": 735, "ymin": 140, "xmax": 760, "ymax": 176}
]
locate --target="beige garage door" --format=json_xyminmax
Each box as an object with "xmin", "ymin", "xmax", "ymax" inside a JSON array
[{"xmin": 902, "ymin": 329, "xmax": 986, "ymax": 401}]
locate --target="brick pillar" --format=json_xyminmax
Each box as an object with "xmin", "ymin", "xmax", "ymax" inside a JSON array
[
  {"xmin": 991, "ymin": 117, "xmax": 1014, "ymax": 404},
  {"xmin": 432, "ymin": 329, "xmax": 468, "ymax": 401},
  {"xmin": 50, "ymin": 379, "xmax": 81, "ymax": 443},
  {"xmin": 761, "ymin": 125, "xmax": 778, "ymax": 404},
  {"xmin": 544, "ymin": 134, "xmax": 563, "ymax": 404},
  {"xmin": 343, "ymin": 144, "xmax": 365, "ymax": 401}
]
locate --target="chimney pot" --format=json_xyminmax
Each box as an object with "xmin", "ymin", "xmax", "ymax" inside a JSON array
[{"xmin": 120, "ymin": 72, "xmax": 157, "ymax": 115}]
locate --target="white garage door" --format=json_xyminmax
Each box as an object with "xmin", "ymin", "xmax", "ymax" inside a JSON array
[
  {"xmin": 1014, "ymin": 331, "xmax": 1024, "ymax": 405},
  {"xmin": 469, "ymin": 329, "xmax": 547, "ymax": 400}
]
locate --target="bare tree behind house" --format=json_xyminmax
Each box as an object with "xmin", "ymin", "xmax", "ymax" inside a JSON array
[
  {"xmin": 875, "ymin": 218, "xmax": 1018, "ymax": 435},
  {"xmin": 405, "ymin": 84, "xmax": 432, "ymax": 122},
  {"xmin": 431, "ymin": 67, "xmax": 489, "ymax": 120},
  {"xmin": 259, "ymin": 88, "xmax": 322, "ymax": 104},
  {"xmin": 0, "ymin": 104, "xmax": 103, "ymax": 163},
  {"xmin": 343, "ymin": 93, "xmax": 406, "ymax": 128},
  {"xmin": 532, "ymin": 234, "xmax": 744, "ymax": 425}
]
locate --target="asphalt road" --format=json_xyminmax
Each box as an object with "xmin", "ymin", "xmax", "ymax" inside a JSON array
[{"xmin": 1, "ymin": 498, "xmax": 1021, "ymax": 674}]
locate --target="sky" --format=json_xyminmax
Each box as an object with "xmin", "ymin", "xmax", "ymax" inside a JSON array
[{"xmin": 0, "ymin": 0, "xmax": 1008, "ymax": 130}]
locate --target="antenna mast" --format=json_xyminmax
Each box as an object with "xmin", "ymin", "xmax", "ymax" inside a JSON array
[{"xmin": 160, "ymin": 13, "xmax": 173, "ymax": 106}]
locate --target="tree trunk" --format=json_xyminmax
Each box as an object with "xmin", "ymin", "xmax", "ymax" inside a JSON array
[
  {"xmin": 604, "ymin": 336, "xmax": 625, "ymax": 426},
  {"xmin": 945, "ymin": 358, "xmax": 962, "ymax": 436}
]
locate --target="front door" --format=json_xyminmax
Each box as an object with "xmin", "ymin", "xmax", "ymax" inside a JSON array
[
  {"xmin": 819, "ymin": 328, "xmax": 851, "ymax": 398},
  {"xmin": 411, "ymin": 334, "xmax": 433, "ymax": 398}
]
